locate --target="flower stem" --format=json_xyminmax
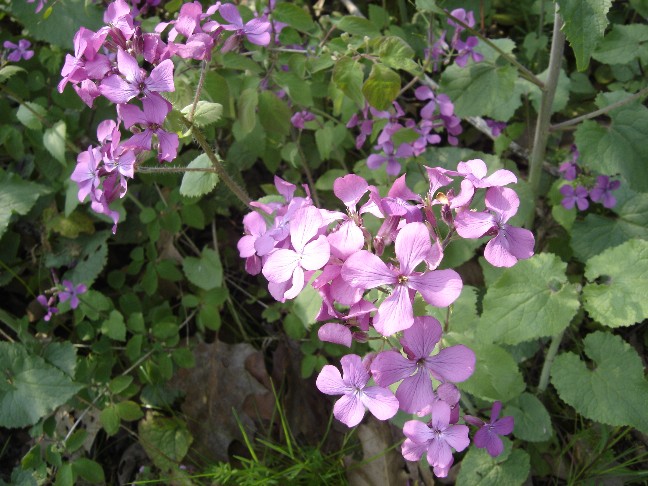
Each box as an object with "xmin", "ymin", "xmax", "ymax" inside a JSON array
[
  {"xmin": 537, "ymin": 328, "xmax": 565, "ymax": 393},
  {"xmin": 527, "ymin": 6, "xmax": 565, "ymax": 226},
  {"xmin": 186, "ymin": 59, "xmax": 209, "ymax": 124},
  {"xmin": 181, "ymin": 116, "xmax": 252, "ymax": 208}
]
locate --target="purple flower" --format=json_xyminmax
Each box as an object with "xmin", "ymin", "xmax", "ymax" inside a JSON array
[
  {"xmin": 589, "ymin": 176, "xmax": 621, "ymax": 208},
  {"xmin": 71, "ymin": 146, "xmax": 102, "ymax": 202},
  {"xmin": 454, "ymin": 186, "xmax": 535, "ymax": 267},
  {"xmin": 454, "ymin": 36, "xmax": 483, "ymax": 67},
  {"xmin": 3, "ymin": 39, "xmax": 34, "ymax": 62},
  {"xmin": 464, "ymin": 401, "xmax": 514, "ymax": 457},
  {"xmin": 119, "ymin": 93, "xmax": 179, "ymax": 162},
  {"xmin": 26, "ymin": 0, "xmax": 47, "ymax": 13},
  {"xmin": 100, "ymin": 48, "xmax": 175, "ymax": 104},
  {"xmin": 316, "ymin": 354, "xmax": 399, "ymax": 427},
  {"xmin": 342, "ymin": 222, "xmax": 463, "ymax": 336},
  {"xmin": 371, "ymin": 316, "xmax": 475, "ymax": 413},
  {"xmin": 58, "ymin": 281, "xmax": 87, "ymax": 309},
  {"xmin": 485, "ymin": 119, "xmax": 507, "ymax": 138},
  {"xmin": 560, "ymin": 184, "xmax": 589, "ymax": 211},
  {"xmin": 558, "ymin": 161, "xmax": 578, "ymax": 181},
  {"xmin": 219, "ymin": 3, "xmax": 271, "ymax": 51},
  {"xmin": 290, "ymin": 110, "xmax": 316, "ymax": 129},
  {"xmin": 402, "ymin": 400, "xmax": 470, "ymax": 477},
  {"xmin": 36, "ymin": 295, "xmax": 58, "ymax": 321}
]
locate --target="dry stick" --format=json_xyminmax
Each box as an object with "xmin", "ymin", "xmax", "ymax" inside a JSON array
[
  {"xmin": 550, "ymin": 85, "xmax": 648, "ymax": 131},
  {"xmin": 532, "ymin": 7, "xmax": 567, "ymax": 394}
]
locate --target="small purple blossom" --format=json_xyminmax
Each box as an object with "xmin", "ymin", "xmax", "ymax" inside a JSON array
[
  {"xmin": 485, "ymin": 119, "xmax": 507, "ymax": 138},
  {"xmin": 560, "ymin": 184, "xmax": 589, "ymax": 211},
  {"xmin": 589, "ymin": 176, "xmax": 621, "ymax": 208},
  {"xmin": 290, "ymin": 110, "xmax": 316, "ymax": 130},
  {"xmin": 3, "ymin": 39, "xmax": 34, "ymax": 62},
  {"xmin": 464, "ymin": 401, "xmax": 514, "ymax": 457},
  {"xmin": 316, "ymin": 354, "xmax": 399, "ymax": 427},
  {"xmin": 558, "ymin": 161, "xmax": 578, "ymax": 181},
  {"xmin": 58, "ymin": 281, "xmax": 87, "ymax": 309},
  {"xmin": 36, "ymin": 295, "xmax": 58, "ymax": 321}
]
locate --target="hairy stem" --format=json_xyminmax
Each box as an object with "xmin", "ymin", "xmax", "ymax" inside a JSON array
[
  {"xmin": 186, "ymin": 59, "xmax": 209, "ymax": 124},
  {"xmin": 550, "ymin": 85, "xmax": 648, "ymax": 130},
  {"xmin": 181, "ymin": 117, "xmax": 252, "ymax": 207},
  {"xmin": 537, "ymin": 329, "xmax": 565, "ymax": 393},
  {"xmin": 527, "ymin": 7, "xmax": 565, "ymax": 223}
]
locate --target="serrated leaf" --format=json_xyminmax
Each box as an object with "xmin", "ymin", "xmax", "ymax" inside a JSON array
[
  {"xmin": 41, "ymin": 342, "xmax": 77, "ymax": 378},
  {"xmin": 64, "ymin": 231, "xmax": 109, "ymax": 287},
  {"xmin": 258, "ymin": 91, "xmax": 292, "ymax": 139},
  {"xmin": 593, "ymin": 24, "xmax": 648, "ymax": 65},
  {"xmin": 272, "ymin": 3, "xmax": 315, "ymax": 32},
  {"xmin": 0, "ymin": 171, "xmax": 50, "ymax": 240},
  {"xmin": 556, "ymin": 0, "xmax": 612, "ymax": 71},
  {"xmin": 43, "ymin": 121, "xmax": 67, "ymax": 165},
  {"xmin": 0, "ymin": 66, "xmax": 26, "ymax": 83},
  {"xmin": 182, "ymin": 247, "xmax": 222, "ymax": 290},
  {"xmin": 370, "ymin": 36, "xmax": 420, "ymax": 74},
  {"xmin": 571, "ymin": 186, "xmax": 648, "ymax": 261},
  {"xmin": 551, "ymin": 331, "xmax": 648, "ymax": 434},
  {"xmin": 71, "ymin": 458, "xmax": 105, "ymax": 484},
  {"xmin": 179, "ymin": 154, "xmax": 219, "ymax": 198},
  {"xmin": 459, "ymin": 343, "xmax": 525, "ymax": 402},
  {"xmin": 0, "ymin": 343, "xmax": 83, "ymax": 428},
  {"xmin": 574, "ymin": 101, "xmax": 648, "ymax": 192},
  {"xmin": 478, "ymin": 254, "xmax": 580, "ymax": 344},
  {"xmin": 440, "ymin": 62, "xmax": 519, "ymax": 120},
  {"xmin": 337, "ymin": 16, "xmax": 381, "ymax": 37},
  {"xmin": 503, "ymin": 393, "xmax": 552, "ymax": 442},
  {"xmin": 456, "ymin": 438, "xmax": 530, "ymax": 486},
  {"xmin": 237, "ymin": 88, "xmax": 258, "ymax": 136},
  {"xmin": 582, "ymin": 239, "xmax": 648, "ymax": 327},
  {"xmin": 332, "ymin": 57, "xmax": 365, "ymax": 108},
  {"xmin": 524, "ymin": 69, "xmax": 571, "ymax": 114},
  {"xmin": 181, "ymin": 101, "xmax": 222, "ymax": 127},
  {"xmin": 17, "ymin": 102, "xmax": 47, "ymax": 130},
  {"xmin": 274, "ymin": 71, "xmax": 313, "ymax": 107},
  {"xmin": 138, "ymin": 414, "xmax": 193, "ymax": 471},
  {"xmin": 362, "ymin": 63, "xmax": 400, "ymax": 111}
]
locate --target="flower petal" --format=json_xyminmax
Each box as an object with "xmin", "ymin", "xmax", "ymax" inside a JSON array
[
  {"xmin": 395, "ymin": 222, "xmax": 431, "ymax": 274},
  {"xmin": 341, "ymin": 250, "xmax": 395, "ymax": 289},
  {"xmin": 370, "ymin": 350, "xmax": 416, "ymax": 387},
  {"xmin": 262, "ymin": 249, "xmax": 299, "ymax": 283},
  {"xmin": 408, "ymin": 269, "xmax": 462, "ymax": 307},
  {"xmin": 333, "ymin": 394, "xmax": 366, "ymax": 427},
  {"xmin": 361, "ymin": 386, "xmax": 399, "ymax": 420},
  {"xmin": 373, "ymin": 285, "xmax": 414, "ymax": 336},
  {"xmin": 315, "ymin": 364, "xmax": 346, "ymax": 395},
  {"xmin": 425, "ymin": 344, "xmax": 475, "ymax": 383},
  {"xmin": 401, "ymin": 316, "xmax": 442, "ymax": 359},
  {"xmin": 396, "ymin": 370, "xmax": 435, "ymax": 414},
  {"xmin": 318, "ymin": 323, "xmax": 353, "ymax": 348}
]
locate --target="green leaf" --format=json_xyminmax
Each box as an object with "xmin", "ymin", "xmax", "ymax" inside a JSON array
[
  {"xmin": 551, "ymin": 331, "xmax": 648, "ymax": 434},
  {"xmin": 456, "ymin": 438, "xmax": 530, "ymax": 486},
  {"xmin": 43, "ymin": 121, "xmax": 67, "ymax": 165},
  {"xmin": 55, "ymin": 463, "xmax": 73, "ymax": 486},
  {"xmin": 71, "ymin": 458, "xmax": 105, "ymax": 484},
  {"xmin": 478, "ymin": 254, "xmax": 580, "ymax": 345},
  {"xmin": 99, "ymin": 405, "xmax": 120, "ymax": 436},
  {"xmin": 571, "ymin": 186, "xmax": 648, "ymax": 261},
  {"xmin": 272, "ymin": 3, "xmax": 315, "ymax": 32},
  {"xmin": 0, "ymin": 171, "xmax": 49, "ymax": 240},
  {"xmin": 337, "ymin": 16, "xmax": 381, "ymax": 37},
  {"xmin": 101, "ymin": 310, "xmax": 127, "ymax": 341},
  {"xmin": 459, "ymin": 343, "xmax": 525, "ymax": 402},
  {"xmin": 0, "ymin": 66, "xmax": 25, "ymax": 83},
  {"xmin": 0, "ymin": 343, "xmax": 83, "ymax": 428},
  {"xmin": 574, "ymin": 100, "xmax": 648, "ymax": 192},
  {"xmin": 258, "ymin": 91, "xmax": 292, "ymax": 140},
  {"xmin": 524, "ymin": 69, "xmax": 571, "ymax": 114},
  {"xmin": 41, "ymin": 342, "xmax": 77, "ymax": 378},
  {"xmin": 182, "ymin": 247, "xmax": 222, "ymax": 290},
  {"xmin": 593, "ymin": 24, "xmax": 648, "ymax": 65},
  {"xmin": 181, "ymin": 101, "xmax": 223, "ymax": 128},
  {"xmin": 17, "ymin": 102, "xmax": 46, "ymax": 130},
  {"xmin": 556, "ymin": 0, "xmax": 612, "ymax": 71},
  {"xmin": 332, "ymin": 57, "xmax": 365, "ymax": 108},
  {"xmin": 582, "ymin": 239, "xmax": 648, "ymax": 327},
  {"xmin": 362, "ymin": 63, "xmax": 400, "ymax": 111},
  {"xmin": 109, "ymin": 376, "xmax": 133, "ymax": 395},
  {"xmin": 369, "ymin": 36, "xmax": 420, "ymax": 74},
  {"xmin": 315, "ymin": 125, "xmax": 334, "ymax": 160},
  {"xmin": 292, "ymin": 281, "xmax": 322, "ymax": 328},
  {"xmin": 179, "ymin": 154, "xmax": 219, "ymax": 198},
  {"xmin": 237, "ymin": 88, "xmax": 258, "ymax": 136},
  {"xmin": 138, "ymin": 414, "xmax": 193, "ymax": 471},
  {"xmin": 440, "ymin": 62, "xmax": 519, "ymax": 120},
  {"xmin": 503, "ymin": 393, "xmax": 552, "ymax": 442},
  {"xmin": 10, "ymin": 0, "xmax": 104, "ymax": 49},
  {"xmin": 274, "ymin": 71, "xmax": 313, "ymax": 107},
  {"xmin": 116, "ymin": 400, "xmax": 143, "ymax": 421}
]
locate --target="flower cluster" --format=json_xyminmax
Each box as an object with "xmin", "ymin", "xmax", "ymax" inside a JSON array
[
  {"xmin": 36, "ymin": 280, "xmax": 87, "ymax": 321},
  {"xmin": 3, "ymin": 39, "xmax": 34, "ymax": 62},
  {"xmin": 238, "ymin": 159, "xmax": 528, "ymax": 476},
  {"xmin": 61, "ymin": 0, "xmax": 271, "ymax": 231},
  {"xmin": 347, "ymin": 93, "xmax": 462, "ymax": 176},
  {"xmin": 426, "ymin": 8, "xmax": 484, "ymax": 71},
  {"xmin": 558, "ymin": 147, "xmax": 621, "ymax": 211}
]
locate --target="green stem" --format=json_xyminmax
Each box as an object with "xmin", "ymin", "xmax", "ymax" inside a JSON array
[
  {"xmin": 550, "ymin": 85, "xmax": 648, "ymax": 131},
  {"xmin": 442, "ymin": 10, "xmax": 545, "ymax": 89},
  {"xmin": 186, "ymin": 59, "xmax": 209, "ymax": 124},
  {"xmin": 181, "ymin": 116, "xmax": 252, "ymax": 207},
  {"xmin": 136, "ymin": 165, "xmax": 219, "ymax": 174},
  {"xmin": 537, "ymin": 328, "xmax": 565, "ymax": 393},
  {"xmin": 527, "ymin": 6, "xmax": 565, "ymax": 226}
]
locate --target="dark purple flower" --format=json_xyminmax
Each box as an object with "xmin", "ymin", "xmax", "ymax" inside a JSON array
[
  {"xmin": 59, "ymin": 281, "xmax": 87, "ymax": 309},
  {"xmin": 36, "ymin": 295, "xmax": 58, "ymax": 321},
  {"xmin": 485, "ymin": 119, "xmax": 507, "ymax": 137},
  {"xmin": 290, "ymin": 110, "xmax": 316, "ymax": 129},
  {"xmin": 454, "ymin": 36, "xmax": 483, "ymax": 67},
  {"xmin": 4, "ymin": 39, "xmax": 34, "ymax": 62},
  {"xmin": 464, "ymin": 401, "xmax": 514, "ymax": 457},
  {"xmin": 560, "ymin": 184, "xmax": 589, "ymax": 211},
  {"xmin": 589, "ymin": 176, "xmax": 621, "ymax": 208},
  {"xmin": 558, "ymin": 161, "xmax": 578, "ymax": 181}
]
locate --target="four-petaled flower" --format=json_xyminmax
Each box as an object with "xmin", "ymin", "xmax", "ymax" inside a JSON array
[
  {"xmin": 3, "ymin": 39, "xmax": 34, "ymax": 62},
  {"xmin": 464, "ymin": 401, "xmax": 514, "ymax": 457},
  {"xmin": 316, "ymin": 354, "xmax": 399, "ymax": 427},
  {"xmin": 58, "ymin": 281, "xmax": 88, "ymax": 309},
  {"xmin": 589, "ymin": 176, "xmax": 620, "ymax": 209}
]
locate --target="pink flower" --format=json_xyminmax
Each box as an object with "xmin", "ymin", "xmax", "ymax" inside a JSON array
[
  {"xmin": 402, "ymin": 400, "xmax": 469, "ymax": 477},
  {"xmin": 59, "ymin": 281, "xmax": 87, "ymax": 309},
  {"xmin": 316, "ymin": 354, "xmax": 399, "ymax": 427},
  {"xmin": 342, "ymin": 222, "xmax": 462, "ymax": 336},
  {"xmin": 371, "ymin": 316, "xmax": 475, "ymax": 413},
  {"xmin": 218, "ymin": 3, "xmax": 271, "ymax": 50},
  {"xmin": 71, "ymin": 146, "xmax": 102, "ymax": 202}
]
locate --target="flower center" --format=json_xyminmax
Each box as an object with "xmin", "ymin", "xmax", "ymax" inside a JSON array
[{"xmin": 397, "ymin": 274, "xmax": 409, "ymax": 284}]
